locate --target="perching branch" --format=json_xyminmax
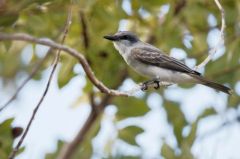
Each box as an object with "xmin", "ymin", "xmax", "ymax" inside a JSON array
[
  {"xmin": 8, "ymin": 6, "xmax": 73, "ymax": 159},
  {"xmin": 0, "ymin": 52, "xmax": 50, "ymax": 113},
  {"xmin": 195, "ymin": 0, "xmax": 226, "ymax": 70},
  {"xmin": 0, "ymin": 33, "xmax": 130, "ymax": 96}
]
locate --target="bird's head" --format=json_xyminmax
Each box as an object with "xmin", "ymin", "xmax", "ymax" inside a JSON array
[{"xmin": 104, "ymin": 31, "xmax": 139, "ymax": 47}]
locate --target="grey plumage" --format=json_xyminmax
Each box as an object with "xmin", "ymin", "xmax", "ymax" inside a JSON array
[
  {"xmin": 131, "ymin": 47, "xmax": 200, "ymax": 75},
  {"xmin": 104, "ymin": 31, "xmax": 232, "ymax": 94}
]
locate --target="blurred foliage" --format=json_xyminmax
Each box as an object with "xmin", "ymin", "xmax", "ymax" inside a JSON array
[
  {"xmin": 118, "ymin": 126, "xmax": 144, "ymax": 145},
  {"xmin": 113, "ymin": 97, "xmax": 149, "ymax": 119},
  {"xmin": 45, "ymin": 140, "xmax": 65, "ymax": 159},
  {"xmin": 0, "ymin": 118, "xmax": 24, "ymax": 158},
  {"xmin": 0, "ymin": 0, "xmax": 240, "ymax": 158}
]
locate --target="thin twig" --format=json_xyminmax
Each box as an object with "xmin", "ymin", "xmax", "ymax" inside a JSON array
[
  {"xmin": 0, "ymin": 53, "xmax": 50, "ymax": 113},
  {"xmin": 0, "ymin": 20, "xmax": 79, "ymax": 113},
  {"xmin": 8, "ymin": 6, "xmax": 73, "ymax": 159},
  {"xmin": 195, "ymin": 0, "xmax": 226, "ymax": 70},
  {"xmin": 8, "ymin": 53, "xmax": 58, "ymax": 159}
]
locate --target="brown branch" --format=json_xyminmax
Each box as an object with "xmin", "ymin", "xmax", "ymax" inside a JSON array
[
  {"xmin": 57, "ymin": 110, "xmax": 98, "ymax": 159},
  {"xmin": 89, "ymin": 92, "xmax": 97, "ymax": 108},
  {"xmin": 195, "ymin": 0, "xmax": 226, "ymax": 70},
  {"xmin": 0, "ymin": 33, "xmax": 129, "ymax": 96},
  {"xmin": 79, "ymin": 11, "xmax": 89, "ymax": 49},
  {"xmin": 8, "ymin": 6, "xmax": 73, "ymax": 159},
  {"xmin": 57, "ymin": 94, "xmax": 114, "ymax": 159},
  {"xmin": 57, "ymin": 69, "xmax": 128, "ymax": 159},
  {"xmin": 173, "ymin": 0, "xmax": 186, "ymax": 15},
  {"xmin": 0, "ymin": 52, "xmax": 50, "ymax": 113}
]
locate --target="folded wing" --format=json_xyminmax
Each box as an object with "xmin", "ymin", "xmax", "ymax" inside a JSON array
[{"xmin": 131, "ymin": 47, "xmax": 200, "ymax": 75}]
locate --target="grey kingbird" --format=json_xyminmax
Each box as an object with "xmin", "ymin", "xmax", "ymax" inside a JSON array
[{"xmin": 104, "ymin": 31, "xmax": 232, "ymax": 94}]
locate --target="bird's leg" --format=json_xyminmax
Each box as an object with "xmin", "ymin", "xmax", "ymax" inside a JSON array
[
  {"xmin": 141, "ymin": 78, "xmax": 161, "ymax": 91},
  {"xmin": 140, "ymin": 81, "xmax": 149, "ymax": 91}
]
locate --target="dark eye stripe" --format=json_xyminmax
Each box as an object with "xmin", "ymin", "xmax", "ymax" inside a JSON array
[
  {"xmin": 122, "ymin": 35, "xmax": 128, "ymax": 39},
  {"xmin": 119, "ymin": 34, "xmax": 138, "ymax": 43}
]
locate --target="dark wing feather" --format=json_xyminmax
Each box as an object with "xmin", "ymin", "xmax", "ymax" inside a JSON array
[{"xmin": 131, "ymin": 47, "xmax": 200, "ymax": 75}]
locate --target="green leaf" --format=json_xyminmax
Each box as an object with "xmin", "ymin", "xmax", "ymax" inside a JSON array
[
  {"xmin": 57, "ymin": 56, "xmax": 76, "ymax": 88},
  {"xmin": 0, "ymin": 14, "xmax": 19, "ymax": 27},
  {"xmin": 118, "ymin": 126, "xmax": 144, "ymax": 145},
  {"xmin": 0, "ymin": 118, "xmax": 24, "ymax": 158},
  {"xmin": 164, "ymin": 101, "xmax": 187, "ymax": 145},
  {"xmin": 161, "ymin": 143, "xmax": 176, "ymax": 159},
  {"xmin": 179, "ymin": 141, "xmax": 194, "ymax": 159},
  {"xmin": 45, "ymin": 140, "xmax": 64, "ymax": 159},
  {"xmin": 113, "ymin": 97, "xmax": 149, "ymax": 119},
  {"xmin": 197, "ymin": 108, "xmax": 216, "ymax": 122}
]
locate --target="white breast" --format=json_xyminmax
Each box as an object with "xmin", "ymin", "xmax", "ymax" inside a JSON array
[{"xmin": 130, "ymin": 61, "xmax": 194, "ymax": 83}]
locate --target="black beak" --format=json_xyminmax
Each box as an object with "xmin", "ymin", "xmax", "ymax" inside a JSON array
[{"xmin": 103, "ymin": 35, "xmax": 119, "ymax": 41}]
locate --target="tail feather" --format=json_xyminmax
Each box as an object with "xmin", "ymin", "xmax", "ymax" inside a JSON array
[{"xmin": 191, "ymin": 74, "xmax": 233, "ymax": 95}]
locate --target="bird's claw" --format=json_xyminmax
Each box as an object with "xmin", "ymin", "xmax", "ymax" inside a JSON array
[
  {"xmin": 141, "ymin": 80, "xmax": 160, "ymax": 91},
  {"xmin": 140, "ymin": 82, "xmax": 148, "ymax": 91}
]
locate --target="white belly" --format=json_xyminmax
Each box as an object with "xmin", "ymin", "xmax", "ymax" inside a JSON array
[{"xmin": 129, "ymin": 61, "xmax": 194, "ymax": 84}]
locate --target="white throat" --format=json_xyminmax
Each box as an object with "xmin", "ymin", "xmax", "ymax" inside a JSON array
[{"xmin": 113, "ymin": 42, "xmax": 128, "ymax": 56}]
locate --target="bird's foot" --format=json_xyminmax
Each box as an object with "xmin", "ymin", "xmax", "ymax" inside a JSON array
[
  {"xmin": 153, "ymin": 81, "xmax": 160, "ymax": 89},
  {"xmin": 140, "ymin": 82, "xmax": 149, "ymax": 91},
  {"xmin": 140, "ymin": 79, "xmax": 161, "ymax": 91}
]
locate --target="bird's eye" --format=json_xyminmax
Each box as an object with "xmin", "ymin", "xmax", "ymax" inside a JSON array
[{"xmin": 123, "ymin": 35, "xmax": 128, "ymax": 39}]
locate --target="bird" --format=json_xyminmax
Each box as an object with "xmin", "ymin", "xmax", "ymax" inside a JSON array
[{"xmin": 103, "ymin": 31, "xmax": 232, "ymax": 94}]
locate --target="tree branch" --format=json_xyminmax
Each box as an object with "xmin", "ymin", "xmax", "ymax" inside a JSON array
[
  {"xmin": 174, "ymin": 0, "xmax": 186, "ymax": 15},
  {"xmin": 79, "ymin": 11, "xmax": 89, "ymax": 49},
  {"xmin": 195, "ymin": 0, "xmax": 226, "ymax": 70},
  {"xmin": 0, "ymin": 33, "xmax": 129, "ymax": 96},
  {"xmin": 57, "ymin": 69, "xmax": 128, "ymax": 159},
  {"xmin": 57, "ymin": 110, "xmax": 98, "ymax": 159},
  {"xmin": 8, "ymin": 6, "xmax": 73, "ymax": 159}
]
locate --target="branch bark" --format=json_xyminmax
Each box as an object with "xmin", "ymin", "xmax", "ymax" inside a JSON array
[
  {"xmin": 0, "ymin": 33, "xmax": 129, "ymax": 97},
  {"xmin": 195, "ymin": 0, "xmax": 226, "ymax": 70},
  {"xmin": 79, "ymin": 11, "xmax": 89, "ymax": 49}
]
